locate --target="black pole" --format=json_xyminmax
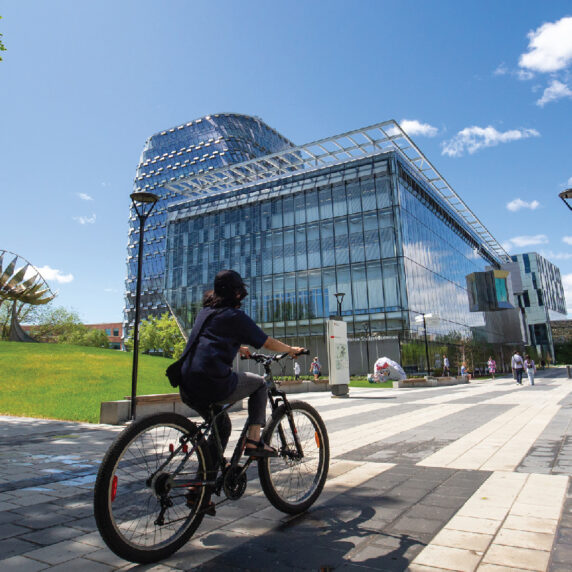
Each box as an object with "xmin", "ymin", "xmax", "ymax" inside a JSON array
[
  {"xmin": 423, "ymin": 313, "xmax": 430, "ymax": 377},
  {"xmin": 130, "ymin": 215, "xmax": 147, "ymax": 420},
  {"xmin": 364, "ymin": 324, "xmax": 371, "ymax": 374}
]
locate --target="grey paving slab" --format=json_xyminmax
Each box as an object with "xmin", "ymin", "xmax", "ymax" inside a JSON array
[{"xmin": 0, "ymin": 371, "xmax": 570, "ymax": 571}]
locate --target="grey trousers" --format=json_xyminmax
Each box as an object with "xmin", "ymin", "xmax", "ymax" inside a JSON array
[{"xmin": 216, "ymin": 371, "xmax": 267, "ymax": 426}]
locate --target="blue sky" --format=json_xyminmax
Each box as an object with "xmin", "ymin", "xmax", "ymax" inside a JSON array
[{"xmin": 1, "ymin": 1, "xmax": 571, "ymax": 323}]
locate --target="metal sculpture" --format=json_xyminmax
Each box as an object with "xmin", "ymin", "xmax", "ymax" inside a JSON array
[{"xmin": 0, "ymin": 250, "xmax": 56, "ymax": 342}]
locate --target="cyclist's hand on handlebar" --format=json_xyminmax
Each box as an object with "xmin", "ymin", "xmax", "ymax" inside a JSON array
[
  {"xmin": 289, "ymin": 346, "xmax": 308, "ymax": 357},
  {"xmin": 238, "ymin": 346, "xmax": 252, "ymax": 359}
]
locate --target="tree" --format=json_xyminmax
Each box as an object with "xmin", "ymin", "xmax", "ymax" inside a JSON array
[
  {"xmin": 0, "ymin": 16, "xmax": 6, "ymax": 61},
  {"xmin": 63, "ymin": 326, "xmax": 110, "ymax": 349},
  {"xmin": 129, "ymin": 313, "xmax": 185, "ymax": 358},
  {"xmin": 29, "ymin": 305, "xmax": 85, "ymax": 343}
]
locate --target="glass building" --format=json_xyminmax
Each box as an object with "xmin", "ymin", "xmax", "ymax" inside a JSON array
[
  {"xmin": 124, "ymin": 114, "xmax": 294, "ymax": 331},
  {"xmin": 158, "ymin": 119, "xmax": 527, "ymax": 373},
  {"xmin": 509, "ymin": 252, "xmax": 567, "ymax": 361}
]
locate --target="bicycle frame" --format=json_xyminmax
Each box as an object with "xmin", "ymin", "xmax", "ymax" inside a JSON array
[{"xmin": 145, "ymin": 352, "xmax": 307, "ymax": 499}]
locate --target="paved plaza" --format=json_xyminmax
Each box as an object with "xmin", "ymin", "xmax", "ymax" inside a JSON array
[{"xmin": 1, "ymin": 368, "xmax": 572, "ymax": 571}]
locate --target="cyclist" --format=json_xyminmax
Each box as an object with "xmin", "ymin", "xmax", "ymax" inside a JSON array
[{"xmin": 179, "ymin": 269, "xmax": 304, "ymax": 463}]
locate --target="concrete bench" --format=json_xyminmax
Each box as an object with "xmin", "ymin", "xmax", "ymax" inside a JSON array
[
  {"xmin": 276, "ymin": 380, "xmax": 330, "ymax": 393},
  {"xmin": 393, "ymin": 375, "xmax": 469, "ymax": 389},
  {"xmin": 99, "ymin": 393, "xmax": 244, "ymax": 425},
  {"xmin": 99, "ymin": 380, "xmax": 332, "ymax": 425}
]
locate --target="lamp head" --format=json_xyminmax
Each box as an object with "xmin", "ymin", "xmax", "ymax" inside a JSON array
[
  {"xmin": 130, "ymin": 191, "xmax": 159, "ymax": 204},
  {"xmin": 559, "ymin": 188, "xmax": 572, "ymax": 211}
]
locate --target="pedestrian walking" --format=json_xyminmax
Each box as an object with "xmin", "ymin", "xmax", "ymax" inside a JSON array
[
  {"xmin": 512, "ymin": 350, "xmax": 525, "ymax": 385},
  {"xmin": 487, "ymin": 356, "xmax": 496, "ymax": 380},
  {"xmin": 524, "ymin": 354, "xmax": 536, "ymax": 386},
  {"xmin": 294, "ymin": 358, "xmax": 301, "ymax": 381},
  {"xmin": 309, "ymin": 357, "xmax": 321, "ymax": 381},
  {"xmin": 443, "ymin": 355, "xmax": 450, "ymax": 376}
]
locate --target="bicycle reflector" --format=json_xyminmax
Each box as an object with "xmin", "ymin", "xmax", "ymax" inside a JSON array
[
  {"xmin": 111, "ymin": 476, "xmax": 118, "ymax": 502},
  {"xmin": 315, "ymin": 431, "xmax": 321, "ymax": 448}
]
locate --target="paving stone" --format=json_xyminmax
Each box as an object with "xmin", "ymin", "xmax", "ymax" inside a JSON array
[
  {"xmin": 23, "ymin": 539, "xmax": 100, "ymax": 565},
  {"xmin": 0, "ymin": 536, "xmax": 42, "ymax": 559},
  {"xmin": 19, "ymin": 525, "xmax": 84, "ymax": 546},
  {"xmin": 1, "ymin": 381, "xmax": 571, "ymax": 570},
  {"xmin": 0, "ymin": 555, "xmax": 49, "ymax": 571},
  {"xmin": 0, "ymin": 521, "xmax": 34, "ymax": 539}
]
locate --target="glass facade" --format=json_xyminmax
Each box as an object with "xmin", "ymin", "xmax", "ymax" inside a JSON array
[
  {"xmin": 124, "ymin": 114, "xmax": 294, "ymax": 332},
  {"xmin": 164, "ymin": 150, "xmax": 508, "ymax": 367},
  {"xmin": 129, "ymin": 114, "xmax": 543, "ymax": 373}
]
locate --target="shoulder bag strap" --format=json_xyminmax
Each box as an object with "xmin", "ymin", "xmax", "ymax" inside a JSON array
[{"xmin": 179, "ymin": 308, "xmax": 218, "ymax": 363}]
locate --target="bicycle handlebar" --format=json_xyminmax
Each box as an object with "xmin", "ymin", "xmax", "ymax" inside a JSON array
[{"xmin": 240, "ymin": 348, "xmax": 309, "ymax": 363}]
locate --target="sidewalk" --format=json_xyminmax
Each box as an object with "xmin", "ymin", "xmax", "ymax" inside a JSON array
[{"xmin": 1, "ymin": 369, "xmax": 571, "ymax": 571}]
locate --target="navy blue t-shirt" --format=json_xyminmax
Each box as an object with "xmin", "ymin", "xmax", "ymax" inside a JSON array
[{"xmin": 180, "ymin": 307, "xmax": 268, "ymax": 406}]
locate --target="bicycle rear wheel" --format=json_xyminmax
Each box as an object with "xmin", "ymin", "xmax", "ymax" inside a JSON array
[
  {"xmin": 93, "ymin": 412, "xmax": 210, "ymax": 563},
  {"xmin": 258, "ymin": 400, "xmax": 329, "ymax": 514}
]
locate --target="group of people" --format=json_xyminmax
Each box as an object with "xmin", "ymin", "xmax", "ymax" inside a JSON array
[
  {"xmin": 442, "ymin": 353, "xmax": 539, "ymax": 386},
  {"xmin": 511, "ymin": 350, "xmax": 537, "ymax": 386},
  {"xmin": 293, "ymin": 356, "xmax": 321, "ymax": 381}
]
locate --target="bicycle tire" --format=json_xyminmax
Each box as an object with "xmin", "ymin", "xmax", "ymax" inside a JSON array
[
  {"xmin": 93, "ymin": 412, "xmax": 211, "ymax": 563},
  {"xmin": 258, "ymin": 400, "xmax": 329, "ymax": 514}
]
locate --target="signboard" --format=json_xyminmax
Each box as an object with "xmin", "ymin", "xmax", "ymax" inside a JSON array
[{"xmin": 327, "ymin": 319, "xmax": 349, "ymax": 387}]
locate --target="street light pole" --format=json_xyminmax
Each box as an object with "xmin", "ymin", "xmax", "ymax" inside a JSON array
[
  {"xmin": 334, "ymin": 292, "xmax": 345, "ymax": 318},
  {"xmin": 414, "ymin": 312, "xmax": 433, "ymax": 377},
  {"xmin": 362, "ymin": 323, "xmax": 371, "ymax": 374},
  {"xmin": 422, "ymin": 313, "xmax": 430, "ymax": 377},
  {"xmin": 129, "ymin": 191, "xmax": 159, "ymax": 421}
]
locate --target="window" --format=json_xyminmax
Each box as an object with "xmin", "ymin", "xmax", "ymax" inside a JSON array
[
  {"xmin": 113, "ymin": 328, "xmax": 119, "ymax": 336},
  {"xmin": 494, "ymin": 277, "xmax": 508, "ymax": 303},
  {"xmin": 105, "ymin": 328, "xmax": 111, "ymax": 336}
]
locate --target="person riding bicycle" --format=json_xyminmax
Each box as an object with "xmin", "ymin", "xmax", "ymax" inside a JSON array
[{"xmin": 179, "ymin": 269, "xmax": 304, "ymax": 462}]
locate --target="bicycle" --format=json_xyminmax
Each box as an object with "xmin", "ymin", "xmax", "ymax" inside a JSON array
[{"xmin": 93, "ymin": 350, "xmax": 330, "ymax": 564}]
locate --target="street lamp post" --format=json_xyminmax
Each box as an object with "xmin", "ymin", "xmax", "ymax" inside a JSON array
[
  {"xmin": 129, "ymin": 191, "xmax": 159, "ymax": 420},
  {"xmin": 362, "ymin": 323, "xmax": 371, "ymax": 374},
  {"xmin": 414, "ymin": 312, "xmax": 433, "ymax": 377},
  {"xmin": 559, "ymin": 188, "xmax": 572, "ymax": 211},
  {"xmin": 334, "ymin": 292, "xmax": 345, "ymax": 318}
]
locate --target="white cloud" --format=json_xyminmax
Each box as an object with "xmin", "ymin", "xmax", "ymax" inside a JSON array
[
  {"xmin": 35, "ymin": 265, "xmax": 74, "ymax": 284},
  {"xmin": 505, "ymin": 234, "xmax": 549, "ymax": 249},
  {"xmin": 494, "ymin": 63, "xmax": 508, "ymax": 76},
  {"xmin": 539, "ymin": 250, "xmax": 572, "ymax": 261},
  {"xmin": 77, "ymin": 193, "xmax": 93, "ymax": 201},
  {"xmin": 568, "ymin": 176, "xmax": 572, "ymax": 186},
  {"xmin": 73, "ymin": 214, "xmax": 96, "ymax": 225},
  {"xmin": 399, "ymin": 119, "xmax": 439, "ymax": 137},
  {"xmin": 536, "ymin": 79, "xmax": 572, "ymax": 107},
  {"xmin": 506, "ymin": 198, "xmax": 541, "ymax": 212},
  {"xmin": 441, "ymin": 125, "xmax": 540, "ymax": 157},
  {"xmin": 516, "ymin": 69, "xmax": 534, "ymax": 81},
  {"xmin": 519, "ymin": 16, "xmax": 572, "ymax": 73},
  {"xmin": 563, "ymin": 236, "xmax": 572, "ymax": 245}
]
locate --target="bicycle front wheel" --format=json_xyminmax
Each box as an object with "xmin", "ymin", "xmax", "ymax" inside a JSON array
[
  {"xmin": 93, "ymin": 412, "xmax": 210, "ymax": 564},
  {"xmin": 258, "ymin": 400, "xmax": 329, "ymax": 514}
]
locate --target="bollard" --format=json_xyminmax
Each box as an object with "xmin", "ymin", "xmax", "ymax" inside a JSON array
[{"xmin": 567, "ymin": 365, "xmax": 571, "ymax": 379}]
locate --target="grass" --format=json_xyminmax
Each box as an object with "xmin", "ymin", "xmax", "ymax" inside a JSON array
[
  {"xmin": 349, "ymin": 377, "xmax": 393, "ymax": 388},
  {"xmin": 0, "ymin": 341, "xmax": 393, "ymax": 423},
  {"xmin": 0, "ymin": 341, "xmax": 176, "ymax": 423}
]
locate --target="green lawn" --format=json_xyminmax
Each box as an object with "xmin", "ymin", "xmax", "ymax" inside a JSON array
[
  {"xmin": 0, "ymin": 341, "xmax": 393, "ymax": 423},
  {"xmin": 0, "ymin": 341, "xmax": 176, "ymax": 423}
]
